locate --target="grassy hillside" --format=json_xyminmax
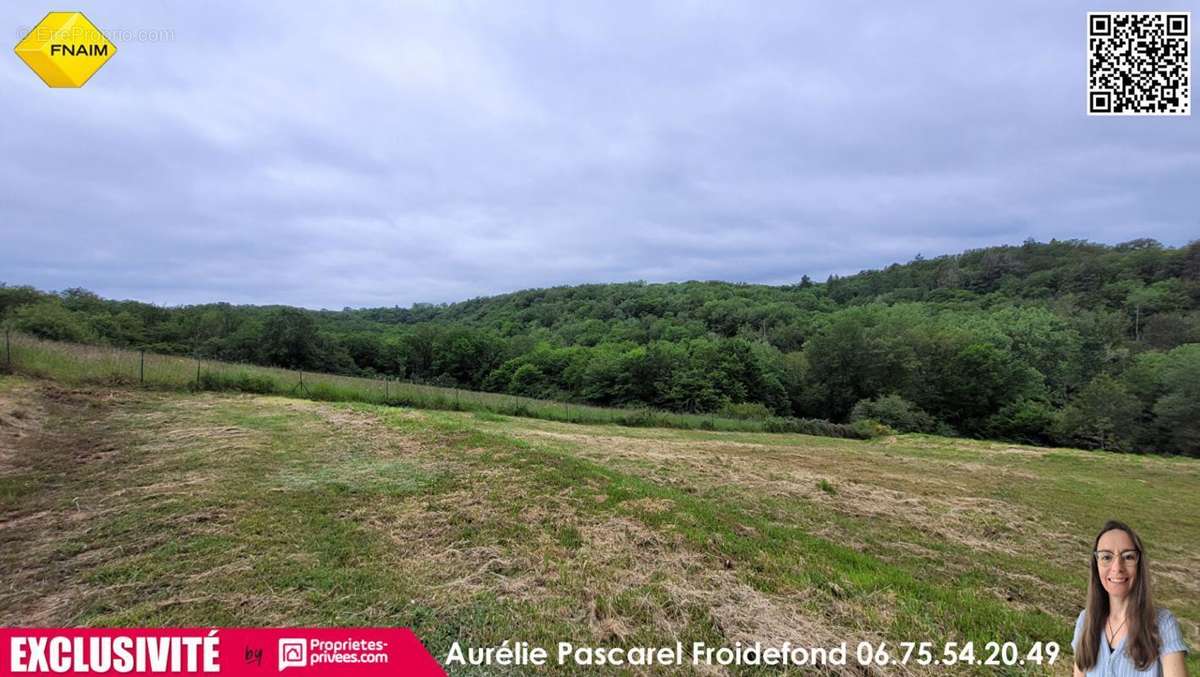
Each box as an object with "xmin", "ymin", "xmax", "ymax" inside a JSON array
[
  {"xmin": 1, "ymin": 373, "xmax": 1196, "ymax": 675},
  {"xmin": 6, "ymin": 239, "xmax": 1200, "ymax": 455}
]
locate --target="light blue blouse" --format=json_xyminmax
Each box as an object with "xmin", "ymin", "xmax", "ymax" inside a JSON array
[{"xmin": 1072, "ymin": 608, "xmax": 1190, "ymax": 676}]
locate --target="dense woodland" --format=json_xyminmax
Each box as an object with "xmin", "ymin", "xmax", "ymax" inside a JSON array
[{"xmin": 4, "ymin": 238, "xmax": 1199, "ymax": 455}]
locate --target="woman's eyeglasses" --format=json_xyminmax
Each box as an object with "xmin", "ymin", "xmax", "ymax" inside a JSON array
[{"xmin": 1094, "ymin": 550, "xmax": 1139, "ymax": 567}]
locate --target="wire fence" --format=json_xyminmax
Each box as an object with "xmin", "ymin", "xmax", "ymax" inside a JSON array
[{"xmin": 0, "ymin": 330, "xmax": 867, "ymax": 438}]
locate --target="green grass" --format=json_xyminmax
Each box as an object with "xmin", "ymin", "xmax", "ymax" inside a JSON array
[{"xmin": 1, "ymin": 373, "xmax": 1197, "ymax": 675}]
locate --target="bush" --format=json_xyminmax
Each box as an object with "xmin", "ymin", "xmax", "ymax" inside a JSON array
[
  {"xmin": 987, "ymin": 398, "xmax": 1058, "ymax": 444},
  {"xmin": 850, "ymin": 418, "xmax": 895, "ymax": 438},
  {"xmin": 620, "ymin": 408, "xmax": 662, "ymax": 428},
  {"xmin": 233, "ymin": 373, "xmax": 278, "ymax": 394},
  {"xmin": 763, "ymin": 416, "xmax": 870, "ymax": 439},
  {"xmin": 850, "ymin": 394, "xmax": 936, "ymax": 433},
  {"xmin": 196, "ymin": 371, "xmax": 280, "ymax": 394},
  {"xmin": 719, "ymin": 401, "xmax": 773, "ymax": 421}
]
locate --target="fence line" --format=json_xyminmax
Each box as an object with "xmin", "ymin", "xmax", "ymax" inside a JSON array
[
  {"xmin": 0, "ymin": 332, "xmax": 867, "ymax": 439},
  {"xmin": 1, "ymin": 332, "xmax": 649, "ymax": 417}
]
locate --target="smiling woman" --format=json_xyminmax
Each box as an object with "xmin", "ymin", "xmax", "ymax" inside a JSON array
[{"xmin": 1073, "ymin": 520, "xmax": 1190, "ymax": 677}]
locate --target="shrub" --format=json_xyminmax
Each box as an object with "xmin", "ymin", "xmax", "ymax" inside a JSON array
[
  {"xmin": 508, "ymin": 363, "xmax": 548, "ymax": 397},
  {"xmin": 719, "ymin": 401, "xmax": 773, "ymax": 421},
  {"xmin": 763, "ymin": 416, "xmax": 869, "ymax": 439},
  {"xmin": 620, "ymin": 409, "xmax": 660, "ymax": 428},
  {"xmin": 987, "ymin": 398, "xmax": 1058, "ymax": 444},
  {"xmin": 233, "ymin": 373, "xmax": 278, "ymax": 394},
  {"xmin": 195, "ymin": 371, "xmax": 225, "ymax": 391},
  {"xmin": 850, "ymin": 394, "xmax": 936, "ymax": 433},
  {"xmin": 196, "ymin": 371, "xmax": 279, "ymax": 394},
  {"xmin": 850, "ymin": 418, "xmax": 895, "ymax": 438}
]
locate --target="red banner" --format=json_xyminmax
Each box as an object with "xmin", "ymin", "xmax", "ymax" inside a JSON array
[{"xmin": 0, "ymin": 629, "xmax": 445, "ymax": 677}]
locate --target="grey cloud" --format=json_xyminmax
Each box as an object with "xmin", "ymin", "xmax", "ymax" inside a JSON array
[{"xmin": 2, "ymin": 0, "xmax": 1196, "ymax": 309}]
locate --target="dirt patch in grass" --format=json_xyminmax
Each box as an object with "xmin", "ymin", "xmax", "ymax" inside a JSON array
[
  {"xmin": 0, "ymin": 381, "xmax": 137, "ymax": 481},
  {"xmin": 0, "ymin": 383, "xmax": 130, "ymax": 622}
]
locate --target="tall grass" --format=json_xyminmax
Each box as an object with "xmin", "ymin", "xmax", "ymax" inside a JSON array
[{"xmin": 1, "ymin": 332, "xmax": 867, "ymax": 439}]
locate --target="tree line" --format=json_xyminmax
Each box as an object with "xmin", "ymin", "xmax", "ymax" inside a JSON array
[{"xmin": 3, "ymin": 238, "xmax": 1198, "ymax": 455}]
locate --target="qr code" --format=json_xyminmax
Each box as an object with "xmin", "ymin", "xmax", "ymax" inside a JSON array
[{"xmin": 1088, "ymin": 12, "xmax": 1190, "ymax": 115}]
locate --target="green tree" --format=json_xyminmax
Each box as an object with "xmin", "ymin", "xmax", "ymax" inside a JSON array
[
  {"xmin": 261, "ymin": 308, "xmax": 320, "ymax": 369},
  {"xmin": 12, "ymin": 301, "xmax": 95, "ymax": 342},
  {"xmin": 1118, "ymin": 345, "xmax": 1200, "ymax": 454},
  {"xmin": 803, "ymin": 308, "xmax": 894, "ymax": 419},
  {"xmin": 1056, "ymin": 375, "xmax": 1141, "ymax": 450},
  {"xmin": 986, "ymin": 398, "xmax": 1059, "ymax": 445},
  {"xmin": 579, "ymin": 343, "xmax": 636, "ymax": 405},
  {"xmin": 0, "ymin": 284, "xmax": 47, "ymax": 320},
  {"xmin": 431, "ymin": 327, "xmax": 504, "ymax": 387},
  {"xmin": 660, "ymin": 367, "xmax": 724, "ymax": 413},
  {"xmin": 508, "ymin": 363, "xmax": 548, "ymax": 397}
]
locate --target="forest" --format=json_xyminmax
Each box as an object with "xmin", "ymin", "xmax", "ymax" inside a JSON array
[{"xmin": 3, "ymin": 238, "xmax": 1199, "ymax": 455}]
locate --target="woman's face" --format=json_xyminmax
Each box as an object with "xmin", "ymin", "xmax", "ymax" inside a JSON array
[{"xmin": 1096, "ymin": 528, "xmax": 1138, "ymax": 599}]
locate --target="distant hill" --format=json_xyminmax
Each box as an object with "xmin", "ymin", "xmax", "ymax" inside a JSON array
[{"xmin": 4, "ymin": 238, "xmax": 1199, "ymax": 454}]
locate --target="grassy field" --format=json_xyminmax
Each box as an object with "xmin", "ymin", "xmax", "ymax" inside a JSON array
[{"xmin": 1, "ymin": 373, "xmax": 1197, "ymax": 675}]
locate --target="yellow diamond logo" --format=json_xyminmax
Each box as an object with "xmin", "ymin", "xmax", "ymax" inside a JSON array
[{"xmin": 14, "ymin": 12, "xmax": 116, "ymax": 88}]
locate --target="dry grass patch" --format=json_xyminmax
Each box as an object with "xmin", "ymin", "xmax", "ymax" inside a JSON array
[
  {"xmin": 490, "ymin": 423, "xmax": 1118, "ymax": 628},
  {"xmin": 513, "ymin": 427, "xmax": 1063, "ymax": 562},
  {"xmin": 349, "ymin": 449, "xmax": 882, "ymax": 675}
]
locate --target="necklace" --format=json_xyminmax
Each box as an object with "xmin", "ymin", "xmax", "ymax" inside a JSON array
[{"xmin": 1106, "ymin": 615, "xmax": 1128, "ymax": 646}]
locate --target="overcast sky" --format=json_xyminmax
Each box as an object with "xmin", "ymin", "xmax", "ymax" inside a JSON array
[{"xmin": 2, "ymin": 1, "xmax": 1197, "ymax": 309}]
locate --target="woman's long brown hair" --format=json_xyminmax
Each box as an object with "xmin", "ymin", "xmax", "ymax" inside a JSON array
[{"xmin": 1075, "ymin": 520, "xmax": 1161, "ymax": 672}]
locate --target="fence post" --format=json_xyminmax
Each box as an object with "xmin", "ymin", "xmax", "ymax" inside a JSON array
[{"xmin": 140, "ymin": 349, "xmax": 145, "ymax": 385}]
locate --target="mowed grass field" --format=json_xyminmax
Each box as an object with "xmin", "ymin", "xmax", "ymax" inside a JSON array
[{"xmin": 0, "ymin": 373, "xmax": 1197, "ymax": 675}]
